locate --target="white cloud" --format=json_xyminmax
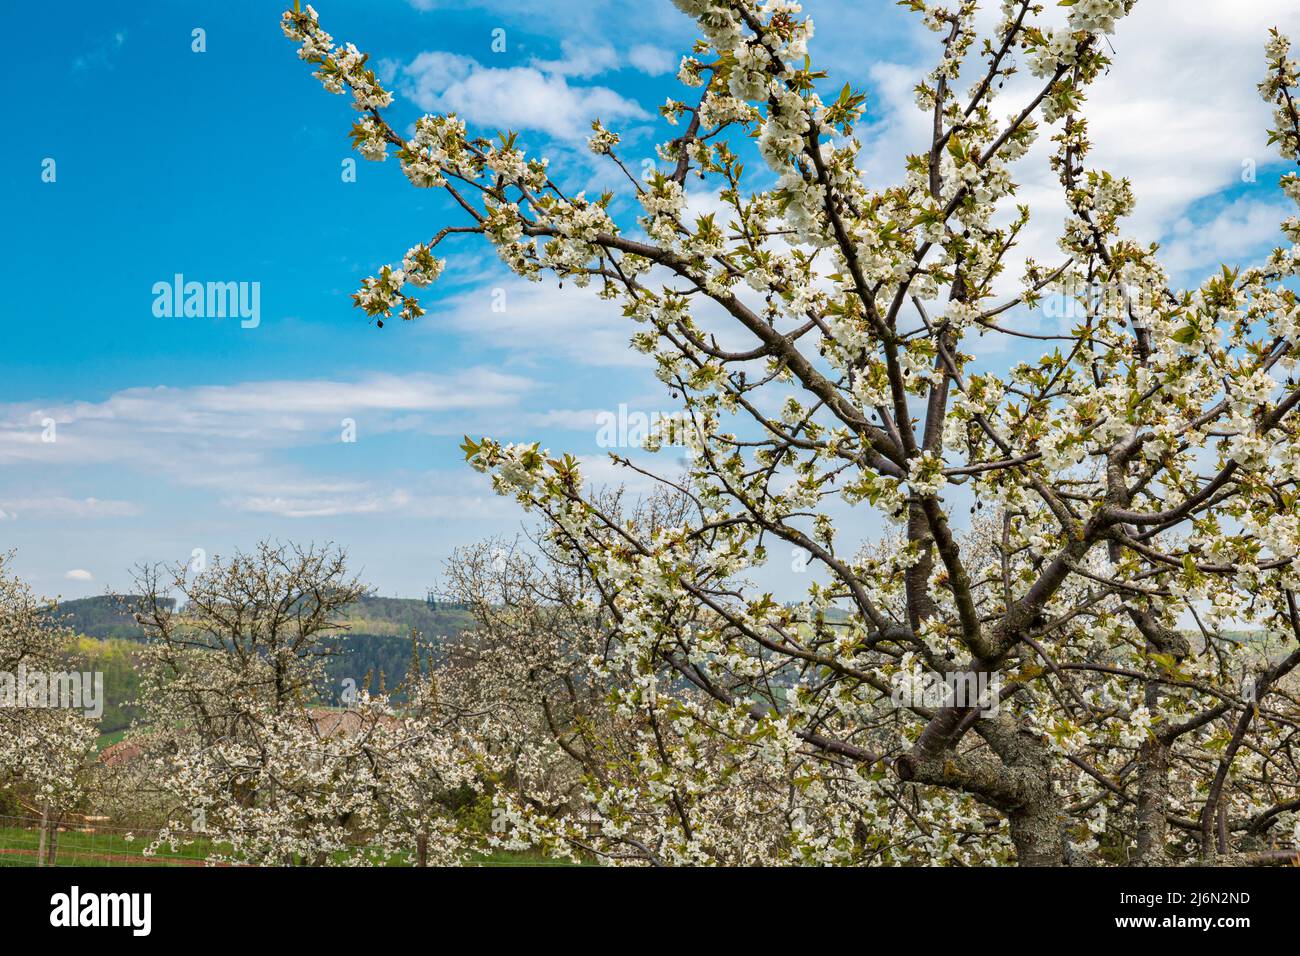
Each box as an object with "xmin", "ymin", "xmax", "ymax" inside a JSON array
[
  {"xmin": 1080, "ymin": 1, "xmax": 1298, "ymax": 233},
  {"xmin": 626, "ymin": 44, "xmax": 675, "ymax": 76},
  {"xmin": 0, "ymin": 370, "xmax": 537, "ymax": 522},
  {"xmin": 398, "ymin": 51, "xmax": 649, "ymax": 141},
  {"xmin": 531, "ymin": 41, "xmax": 620, "ymax": 79},
  {"xmin": 230, "ymin": 490, "xmax": 414, "ymax": 520},
  {"xmin": 224, "ymin": 464, "xmax": 519, "ymax": 521},
  {"xmin": 64, "ymin": 569, "xmax": 94, "ymax": 582},
  {"xmin": 1161, "ymin": 198, "xmax": 1292, "ymax": 276},
  {"xmin": 0, "ymin": 497, "xmax": 141, "ymax": 520},
  {"xmin": 439, "ymin": 277, "xmax": 647, "ymax": 366},
  {"xmin": 858, "ymin": 0, "xmax": 1300, "ymax": 300},
  {"xmin": 431, "ymin": 187, "xmax": 793, "ymax": 372},
  {"xmin": 578, "ymin": 452, "xmax": 679, "ymax": 496},
  {"xmin": 402, "ymin": 0, "xmax": 692, "ymax": 42},
  {"xmin": 0, "ymin": 369, "xmax": 533, "ymax": 466},
  {"xmin": 530, "ymin": 40, "xmax": 674, "ymax": 78},
  {"xmin": 520, "ymin": 408, "xmax": 606, "ymax": 430}
]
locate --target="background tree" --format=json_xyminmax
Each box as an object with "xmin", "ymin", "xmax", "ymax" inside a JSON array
[
  {"xmin": 131, "ymin": 541, "xmax": 478, "ymax": 865},
  {"xmin": 132, "ymin": 542, "xmax": 370, "ymax": 862},
  {"xmin": 0, "ymin": 555, "xmax": 99, "ymax": 864}
]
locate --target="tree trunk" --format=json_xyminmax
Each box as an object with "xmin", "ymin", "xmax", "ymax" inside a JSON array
[
  {"xmin": 46, "ymin": 822, "xmax": 60, "ymax": 865},
  {"xmin": 36, "ymin": 803, "xmax": 59, "ymax": 866},
  {"xmin": 1134, "ymin": 736, "xmax": 1169, "ymax": 864},
  {"xmin": 1008, "ymin": 796, "xmax": 1066, "ymax": 866}
]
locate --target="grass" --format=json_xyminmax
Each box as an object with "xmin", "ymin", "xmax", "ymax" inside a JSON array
[
  {"xmin": 0, "ymin": 823, "xmax": 213, "ymax": 867},
  {"xmin": 0, "ymin": 822, "xmax": 577, "ymax": 867},
  {"xmin": 95, "ymin": 728, "xmax": 129, "ymax": 751},
  {"xmin": 470, "ymin": 849, "xmax": 582, "ymax": 867}
]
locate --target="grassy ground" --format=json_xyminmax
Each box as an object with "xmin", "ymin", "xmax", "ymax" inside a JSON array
[
  {"xmin": 0, "ymin": 824, "xmax": 212, "ymax": 867},
  {"xmin": 95, "ymin": 728, "xmax": 129, "ymax": 750},
  {"xmin": 470, "ymin": 849, "xmax": 581, "ymax": 867},
  {"xmin": 0, "ymin": 823, "xmax": 575, "ymax": 867}
]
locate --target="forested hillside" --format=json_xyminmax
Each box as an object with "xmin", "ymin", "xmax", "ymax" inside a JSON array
[{"xmin": 53, "ymin": 594, "xmax": 477, "ymax": 720}]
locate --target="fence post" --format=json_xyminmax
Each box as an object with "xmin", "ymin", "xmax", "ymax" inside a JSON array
[
  {"xmin": 36, "ymin": 804, "xmax": 49, "ymax": 867},
  {"xmin": 46, "ymin": 812, "xmax": 60, "ymax": 865}
]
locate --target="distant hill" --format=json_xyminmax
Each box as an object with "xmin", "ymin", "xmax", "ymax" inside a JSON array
[
  {"xmin": 53, "ymin": 594, "xmax": 480, "ymax": 708},
  {"xmin": 47, "ymin": 594, "xmax": 175, "ymax": 640},
  {"xmin": 338, "ymin": 594, "xmax": 476, "ymax": 639},
  {"xmin": 64, "ymin": 636, "xmax": 144, "ymax": 739},
  {"xmin": 55, "ymin": 593, "xmax": 472, "ymax": 642}
]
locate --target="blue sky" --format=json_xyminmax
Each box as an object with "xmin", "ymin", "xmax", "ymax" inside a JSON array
[{"xmin": 2, "ymin": 0, "xmax": 1298, "ymax": 601}]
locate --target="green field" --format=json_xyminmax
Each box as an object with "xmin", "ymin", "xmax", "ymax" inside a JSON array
[
  {"xmin": 0, "ymin": 823, "xmax": 573, "ymax": 867},
  {"xmin": 95, "ymin": 728, "xmax": 129, "ymax": 751},
  {"xmin": 0, "ymin": 824, "xmax": 213, "ymax": 867}
]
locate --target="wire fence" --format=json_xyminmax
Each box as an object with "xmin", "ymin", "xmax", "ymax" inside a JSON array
[
  {"xmin": 0, "ymin": 814, "xmax": 565, "ymax": 867},
  {"xmin": 0, "ymin": 815, "xmax": 215, "ymax": 867}
]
